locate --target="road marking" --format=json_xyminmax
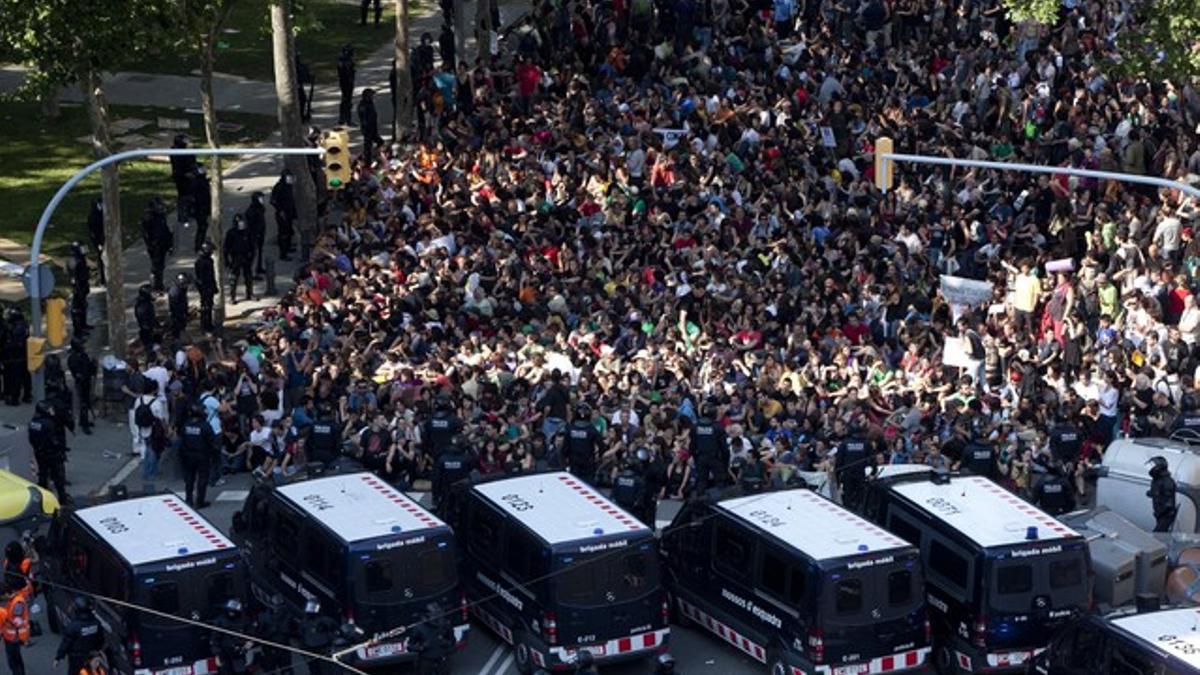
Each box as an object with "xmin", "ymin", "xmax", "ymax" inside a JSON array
[
  {"xmin": 493, "ymin": 652, "xmax": 515, "ymax": 675},
  {"xmin": 478, "ymin": 643, "xmax": 507, "ymax": 675},
  {"xmin": 216, "ymin": 490, "xmax": 250, "ymax": 502},
  {"xmin": 98, "ymin": 457, "xmax": 141, "ymax": 497}
]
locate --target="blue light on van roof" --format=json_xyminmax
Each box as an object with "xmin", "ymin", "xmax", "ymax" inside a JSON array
[
  {"xmin": 906, "ymin": 561, "xmax": 914, "ymax": 568},
  {"xmin": 831, "ymin": 574, "xmax": 841, "ymax": 580},
  {"xmin": 360, "ymin": 555, "xmax": 371, "ymax": 560},
  {"xmin": 224, "ymin": 563, "xmax": 235, "ymax": 570},
  {"xmin": 857, "ymin": 544, "xmax": 868, "ymax": 552},
  {"xmin": 563, "ymin": 557, "xmax": 574, "ymax": 564},
  {"xmin": 144, "ymin": 578, "xmax": 155, "ymax": 584},
  {"xmin": 438, "ymin": 542, "xmax": 448, "ymax": 549},
  {"xmin": 1026, "ymin": 526, "xmax": 1039, "ymax": 541},
  {"xmin": 178, "ymin": 547, "xmax": 189, "ymax": 555},
  {"xmin": 391, "ymin": 525, "xmax": 403, "ymax": 533},
  {"xmin": 593, "ymin": 528, "xmax": 604, "ymax": 535}
]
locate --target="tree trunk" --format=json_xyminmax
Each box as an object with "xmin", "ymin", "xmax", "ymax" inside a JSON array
[
  {"xmin": 474, "ymin": 0, "xmax": 493, "ymax": 62},
  {"xmin": 199, "ymin": 33, "xmax": 227, "ymax": 324},
  {"xmin": 454, "ymin": 0, "xmax": 467, "ymax": 68},
  {"xmin": 394, "ymin": 0, "xmax": 412, "ymax": 134},
  {"xmin": 39, "ymin": 86, "xmax": 60, "ymax": 121},
  {"xmin": 270, "ymin": 0, "xmax": 319, "ymax": 261},
  {"xmin": 79, "ymin": 70, "xmax": 127, "ymax": 357}
]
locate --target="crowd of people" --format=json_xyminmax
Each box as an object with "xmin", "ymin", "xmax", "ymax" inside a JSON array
[{"xmin": 24, "ymin": 0, "xmax": 1200, "ymax": 519}]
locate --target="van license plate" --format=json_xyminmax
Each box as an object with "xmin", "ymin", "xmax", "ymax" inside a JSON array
[
  {"xmin": 833, "ymin": 666, "xmax": 869, "ymax": 675},
  {"xmin": 365, "ymin": 642, "xmax": 405, "ymax": 659},
  {"xmin": 577, "ymin": 646, "xmax": 606, "ymax": 657},
  {"xmin": 157, "ymin": 667, "xmax": 194, "ymax": 675}
]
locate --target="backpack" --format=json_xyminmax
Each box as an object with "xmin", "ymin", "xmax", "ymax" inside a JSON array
[{"xmin": 134, "ymin": 398, "xmax": 155, "ymax": 429}]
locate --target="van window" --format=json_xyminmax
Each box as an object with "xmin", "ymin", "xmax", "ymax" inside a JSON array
[
  {"xmin": 928, "ymin": 540, "xmax": 969, "ymax": 589},
  {"xmin": 713, "ymin": 524, "xmax": 753, "ymax": 579},
  {"xmin": 415, "ymin": 547, "xmax": 455, "ymax": 595},
  {"xmin": 505, "ymin": 528, "xmax": 539, "ymax": 581},
  {"xmin": 887, "ymin": 511, "xmax": 923, "ymax": 547},
  {"xmin": 365, "ymin": 560, "xmax": 395, "ymax": 593},
  {"xmin": 148, "ymin": 582, "xmax": 180, "ymax": 614},
  {"xmin": 1050, "ymin": 559, "xmax": 1083, "ymax": 589},
  {"xmin": 835, "ymin": 579, "xmax": 863, "ymax": 614},
  {"xmin": 996, "ymin": 565, "xmax": 1033, "ymax": 595},
  {"xmin": 556, "ymin": 548, "xmax": 658, "ymax": 607},
  {"xmin": 789, "ymin": 568, "xmax": 807, "ymax": 605},
  {"xmin": 761, "ymin": 550, "xmax": 787, "ymax": 598},
  {"xmin": 1109, "ymin": 644, "xmax": 1159, "ymax": 675},
  {"xmin": 304, "ymin": 532, "xmax": 335, "ymax": 584},
  {"xmin": 274, "ymin": 510, "xmax": 300, "ymax": 558},
  {"xmin": 206, "ymin": 571, "xmax": 236, "ymax": 612},
  {"xmin": 888, "ymin": 570, "xmax": 913, "ymax": 606},
  {"xmin": 469, "ymin": 501, "xmax": 504, "ymax": 563}
]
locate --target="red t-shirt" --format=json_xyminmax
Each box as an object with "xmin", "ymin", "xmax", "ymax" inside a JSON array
[
  {"xmin": 842, "ymin": 322, "xmax": 870, "ymax": 345},
  {"xmin": 516, "ymin": 63, "xmax": 541, "ymax": 97}
]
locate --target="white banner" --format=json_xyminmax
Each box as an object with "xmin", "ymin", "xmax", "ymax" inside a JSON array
[
  {"xmin": 943, "ymin": 336, "xmax": 982, "ymax": 370},
  {"xmin": 940, "ymin": 275, "xmax": 994, "ymax": 307}
]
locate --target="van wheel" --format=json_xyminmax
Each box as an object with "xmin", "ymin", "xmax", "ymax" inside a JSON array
[
  {"xmin": 513, "ymin": 635, "xmax": 534, "ymax": 675},
  {"xmin": 935, "ymin": 645, "xmax": 958, "ymax": 674},
  {"xmin": 767, "ymin": 651, "xmax": 789, "ymax": 675}
]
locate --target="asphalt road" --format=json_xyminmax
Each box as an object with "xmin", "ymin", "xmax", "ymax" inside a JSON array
[{"xmin": 0, "ymin": 404, "xmax": 763, "ymax": 674}]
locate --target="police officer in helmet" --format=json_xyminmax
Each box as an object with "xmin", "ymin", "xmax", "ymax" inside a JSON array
[
  {"xmin": 223, "ymin": 214, "xmax": 255, "ymax": 304},
  {"xmin": 251, "ymin": 594, "xmax": 293, "ymax": 675},
  {"xmin": 180, "ymin": 404, "xmax": 215, "ymax": 507},
  {"xmin": 141, "ymin": 197, "xmax": 173, "ymax": 292},
  {"xmin": 424, "ymin": 396, "xmax": 462, "ymax": 459},
  {"xmin": 298, "ymin": 599, "xmax": 339, "ymax": 675},
  {"xmin": 566, "ymin": 403, "xmax": 604, "ymax": 485},
  {"xmin": 1033, "ymin": 459, "xmax": 1074, "ymax": 516},
  {"xmin": 410, "ymin": 602, "xmax": 455, "ymax": 675},
  {"xmin": 29, "ymin": 400, "xmax": 69, "ymax": 503},
  {"xmin": 67, "ymin": 339, "xmax": 95, "ymax": 435},
  {"xmin": 612, "ymin": 448, "xmax": 650, "ymax": 524},
  {"xmin": 210, "ymin": 599, "xmax": 251, "ymax": 675},
  {"xmin": 306, "ymin": 405, "xmax": 341, "ymax": 468},
  {"xmin": 134, "ymin": 285, "xmax": 160, "ymax": 351},
  {"xmin": 167, "ymin": 273, "xmax": 190, "ymax": 340},
  {"xmin": 433, "ymin": 439, "xmax": 473, "ymax": 509},
  {"xmin": 52, "ymin": 596, "xmax": 104, "ymax": 675},
  {"xmin": 689, "ymin": 402, "xmax": 728, "ymax": 493},
  {"xmin": 194, "ymin": 241, "xmax": 218, "ymax": 333},
  {"xmin": 1148, "ymin": 456, "xmax": 1178, "ymax": 532},
  {"xmin": 962, "ymin": 437, "xmax": 996, "ymax": 479}
]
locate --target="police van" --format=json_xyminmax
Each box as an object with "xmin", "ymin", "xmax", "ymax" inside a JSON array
[
  {"xmin": 232, "ymin": 472, "xmax": 467, "ymax": 667},
  {"xmin": 443, "ymin": 471, "xmax": 669, "ymax": 673},
  {"xmin": 44, "ymin": 495, "xmax": 245, "ymax": 675},
  {"xmin": 859, "ymin": 473, "xmax": 1091, "ymax": 673},
  {"xmin": 1031, "ymin": 604, "xmax": 1200, "ymax": 674},
  {"xmin": 660, "ymin": 488, "xmax": 931, "ymax": 675}
]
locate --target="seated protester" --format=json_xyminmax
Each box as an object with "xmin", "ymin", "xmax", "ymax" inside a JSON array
[
  {"xmin": 390, "ymin": 436, "xmax": 422, "ymax": 488},
  {"xmin": 504, "ymin": 442, "xmax": 536, "ymax": 475},
  {"xmin": 343, "ymin": 379, "xmax": 379, "ymax": 417},
  {"xmin": 259, "ymin": 383, "xmax": 285, "ymax": 426},
  {"xmin": 357, "ymin": 413, "xmax": 396, "ymax": 482},
  {"xmin": 219, "ymin": 424, "xmax": 248, "ymax": 478},
  {"xmin": 244, "ymin": 415, "xmax": 273, "ymax": 473}
]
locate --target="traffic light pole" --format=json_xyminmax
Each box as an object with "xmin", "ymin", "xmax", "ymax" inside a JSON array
[
  {"xmin": 876, "ymin": 151, "xmax": 1200, "ymax": 201},
  {"xmin": 28, "ymin": 146, "xmax": 323, "ymax": 402}
]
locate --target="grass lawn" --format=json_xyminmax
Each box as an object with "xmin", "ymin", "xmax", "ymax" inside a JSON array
[
  {"xmin": 124, "ymin": 0, "xmax": 418, "ymax": 83},
  {"xmin": 0, "ymin": 102, "xmax": 276, "ymax": 257}
]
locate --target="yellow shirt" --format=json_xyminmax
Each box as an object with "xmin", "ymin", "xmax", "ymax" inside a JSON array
[{"xmin": 1012, "ymin": 273, "xmax": 1041, "ymax": 313}]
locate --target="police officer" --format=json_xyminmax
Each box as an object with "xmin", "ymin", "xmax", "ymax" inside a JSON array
[
  {"xmin": 86, "ymin": 197, "xmax": 105, "ymax": 285},
  {"xmin": 962, "ymin": 438, "xmax": 995, "ymax": 479},
  {"xmin": 837, "ymin": 432, "xmax": 870, "ymax": 509},
  {"xmin": 357, "ymin": 88, "xmax": 382, "ymax": 161},
  {"xmin": 167, "ymin": 273, "xmax": 190, "ymax": 340},
  {"xmin": 424, "ymin": 396, "xmax": 462, "ymax": 458},
  {"xmin": 3, "ymin": 310, "xmax": 30, "ymax": 406},
  {"xmin": 410, "ymin": 603, "xmax": 455, "ymax": 675},
  {"xmin": 1033, "ymin": 461, "xmax": 1074, "ymax": 516},
  {"xmin": 67, "ymin": 340, "xmax": 95, "ymax": 435},
  {"xmin": 169, "ymin": 134, "xmax": 197, "ymax": 225},
  {"xmin": 68, "ymin": 242, "xmax": 91, "ymax": 337},
  {"xmin": 336, "ymin": 45, "xmax": 356, "ymax": 126},
  {"xmin": 134, "ymin": 285, "xmax": 160, "ymax": 351},
  {"xmin": 307, "ymin": 407, "xmax": 341, "ymax": 467},
  {"xmin": 690, "ymin": 402, "xmax": 728, "ymax": 493},
  {"xmin": 433, "ymin": 441, "xmax": 472, "ymax": 508},
  {"xmin": 29, "ymin": 401, "xmax": 68, "ymax": 503},
  {"xmin": 141, "ymin": 198, "xmax": 172, "ymax": 292},
  {"xmin": 566, "ymin": 404, "xmax": 604, "ymax": 484},
  {"xmin": 245, "ymin": 192, "xmax": 268, "ymax": 277},
  {"xmin": 180, "ymin": 404, "xmax": 215, "ymax": 508},
  {"xmin": 1048, "ymin": 418, "xmax": 1082, "ymax": 465},
  {"xmin": 1171, "ymin": 396, "xmax": 1200, "ymax": 437},
  {"xmin": 52, "ymin": 597, "xmax": 104, "ymax": 675},
  {"xmin": 252, "ymin": 595, "xmax": 293, "ymax": 675},
  {"xmin": 1148, "ymin": 455, "xmax": 1178, "ymax": 532},
  {"xmin": 359, "ymin": 0, "xmax": 382, "ymax": 25},
  {"xmin": 210, "ymin": 599, "xmax": 251, "ymax": 675},
  {"xmin": 439, "ymin": 22, "xmax": 455, "ymax": 70},
  {"xmin": 298, "ymin": 600, "xmax": 339, "ymax": 675},
  {"xmin": 224, "ymin": 215, "xmax": 255, "ymax": 304},
  {"xmin": 611, "ymin": 452, "xmax": 647, "ymax": 521},
  {"xmin": 189, "ymin": 166, "xmax": 212, "ymax": 252},
  {"xmin": 195, "ymin": 241, "xmax": 218, "ymax": 333},
  {"xmin": 270, "ymin": 169, "xmax": 298, "ymax": 261},
  {"xmin": 295, "ymin": 54, "xmax": 314, "ymax": 122}
]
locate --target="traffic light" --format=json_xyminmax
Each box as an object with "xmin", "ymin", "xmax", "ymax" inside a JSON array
[
  {"xmin": 45, "ymin": 297, "xmax": 67, "ymax": 347},
  {"xmin": 26, "ymin": 337, "xmax": 45, "ymax": 374},
  {"xmin": 320, "ymin": 129, "xmax": 352, "ymax": 189},
  {"xmin": 874, "ymin": 136, "xmax": 894, "ymax": 192}
]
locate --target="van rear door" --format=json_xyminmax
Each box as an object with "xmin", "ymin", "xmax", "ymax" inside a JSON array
[
  {"xmin": 984, "ymin": 543, "xmax": 1089, "ymax": 651},
  {"xmin": 550, "ymin": 538, "xmax": 664, "ymax": 648},
  {"xmin": 817, "ymin": 552, "xmax": 928, "ymax": 668},
  {"xmin": 350, "ymin": 533, "xmax": 459, "ymax": 637},
  {"xmin": 132, "ymin": 558, "xmax": 243, "ymax": 671}
]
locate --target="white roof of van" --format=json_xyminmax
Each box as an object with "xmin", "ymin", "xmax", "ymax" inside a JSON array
[
  {"xmin": 891, "ymin": 475, "xmax": 1079, "ymax": 548},
  {"xmin": 719, "ymin": 490, "xmax": 910, "ymax": 560},
  {"xmin": 474, "ymin": 472, "xmax": 648, "ymax": 545},
  {"xmin": 276, "ymin": 472, "xmax": 446, "ymax": 543},
  {"xmin": 867, "ymin": 464, "xmax": 934, "ymax": 480},
  {"xmin": 75, "ymin": 495, "xmax": 234, "ymax": 566},
  {"xmin": 1111, "ymin": 607, "xmax": 1200, "ymax": 669}
]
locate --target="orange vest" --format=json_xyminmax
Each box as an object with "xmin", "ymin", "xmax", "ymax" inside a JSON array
[
  {"xmin": 79, "ymin": 667, "xmax": 107, "ymax": 675},
  {"xmin": 3, "ymin": 558, "xmax": 33, "ymax": 594},
  {"xmin": 1, "ymin": 589, "xmax": 30, "ymax": 643}
]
